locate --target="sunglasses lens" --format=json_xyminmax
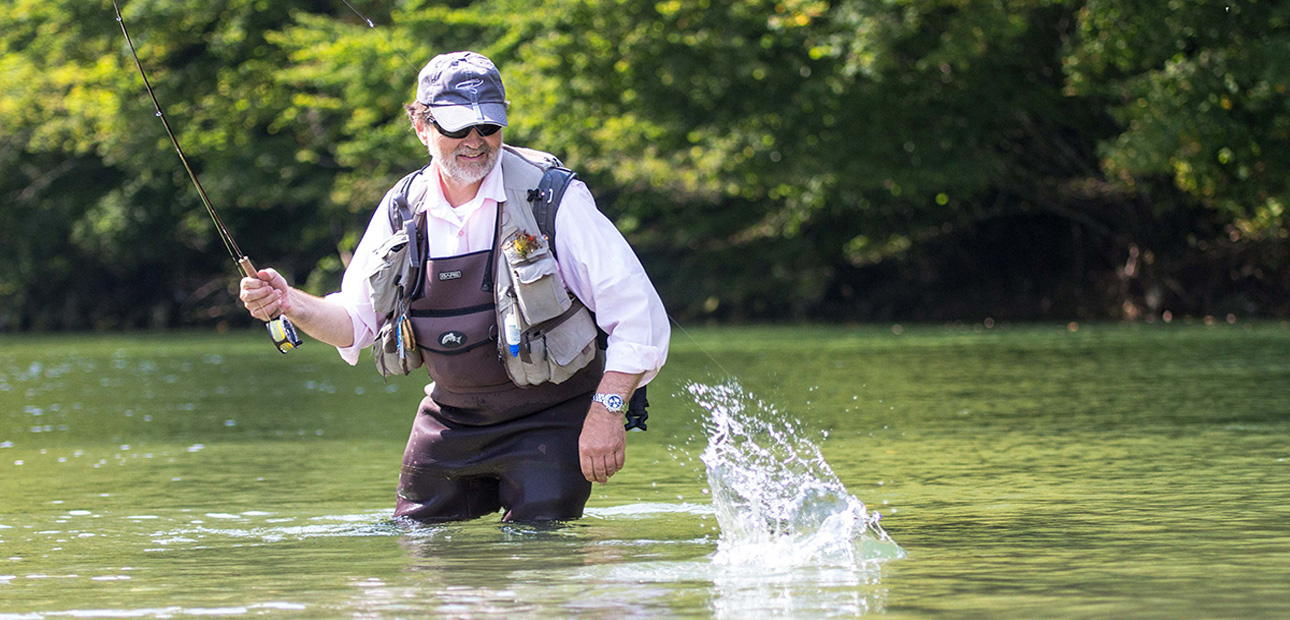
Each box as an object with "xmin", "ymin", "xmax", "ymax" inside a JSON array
[
  {"xmin": 433, "ymin": 120, "xmax": 501, "ymax": 139},
  {"xmin": 436, "ymin": 124, "xmax": 470, "ymax": 139}
]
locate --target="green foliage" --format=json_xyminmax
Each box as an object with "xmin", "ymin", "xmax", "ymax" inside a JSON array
[
  {"xmin": 1, "ymin": 0, "xmax": 1287, "ymax": 330},
  {"xmin": 1069, "ymin": 0, "xmax": 1290, "ymax": 236}
]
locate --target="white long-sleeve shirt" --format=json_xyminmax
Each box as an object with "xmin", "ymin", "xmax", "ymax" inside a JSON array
[{"xmin": 326, "ymin": 151, "xmax": 670, "ymax": 385}]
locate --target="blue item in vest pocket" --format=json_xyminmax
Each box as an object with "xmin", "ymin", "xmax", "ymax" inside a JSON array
[{"xmin": 504, "ymin": 307, "xmax": 522, "ymax": 357}]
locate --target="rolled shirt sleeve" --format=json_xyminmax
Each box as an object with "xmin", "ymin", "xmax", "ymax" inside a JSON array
[{"xmin": 553, "ymin": 181, "xmax": 670, "ymax": 386}]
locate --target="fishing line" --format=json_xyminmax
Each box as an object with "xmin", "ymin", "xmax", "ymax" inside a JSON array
[
  {"xmin": 119, "ymin": 0, "xmax": 729, "ymax": 377},
  {"xmin": 111, "ymin": 0, "xmax": 302, "ymax": 354},
  {"xmin": 335, "ymin": 0, "xmax": 419, "ymax": 72},
  {"xmin": 668, "ymin": 316, "xmax": 735, "ymax": 380}
]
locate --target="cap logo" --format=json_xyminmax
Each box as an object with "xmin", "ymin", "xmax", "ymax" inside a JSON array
[{"xmin": 456, "ymin": 78, "xmax": 484, "ymax": 96}]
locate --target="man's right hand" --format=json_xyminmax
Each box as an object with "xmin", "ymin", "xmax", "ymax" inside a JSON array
[{"xmin": 239, "ymin": 268, "xmax": 292, "ymax": 321}]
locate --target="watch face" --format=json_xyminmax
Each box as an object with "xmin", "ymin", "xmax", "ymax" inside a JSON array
[{"xmin": 596, "ymin": 393, "xmax": 625, "ymax": 411}]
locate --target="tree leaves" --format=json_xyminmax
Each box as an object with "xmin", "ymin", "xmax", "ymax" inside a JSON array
[{"xmin": 1, "ymin": 0, "xmax": 1286, "ymax": 330}]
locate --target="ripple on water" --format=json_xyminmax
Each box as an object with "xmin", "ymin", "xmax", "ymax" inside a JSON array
[
  {"xmin": 585, "ymin": 502, "xmax": 713, "ymax": 519},
  {"xmin": 149, "ymin": 511, "xmax": 400, "ymax": 545},
  {"xmin": 0, "ymin": 602, "xmax": 308, "ymax": 619}
]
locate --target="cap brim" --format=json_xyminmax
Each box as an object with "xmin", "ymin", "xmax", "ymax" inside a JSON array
[{"xmin": 430, "ymin": 103, "xmax": 508, "ymax": 132}]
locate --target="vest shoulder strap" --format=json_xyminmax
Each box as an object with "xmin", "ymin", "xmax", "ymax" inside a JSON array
[
  {"xmin": 386, "ymin": 164, "xmax": 429, "ymax": 300},
  {"xmin": 527, "ymin": 166, "xmax": 578, "ymax": 259},
  {"xmin": 500, "ymin": 146, "xmax": 577, "ymax": 257},
  {"xmin": 387, "ymin": 163, "xmax": 431, "ymax": 232}
]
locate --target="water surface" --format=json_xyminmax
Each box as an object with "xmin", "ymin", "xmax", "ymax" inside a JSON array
[{"xmin": 2, "ymin": 323, "xmax": 1289, "ymax": 618}]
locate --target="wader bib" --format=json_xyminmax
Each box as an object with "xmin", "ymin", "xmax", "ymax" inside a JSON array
[
  {"xmin": 370, "ymin": 146, "xmax": 599, "ymax": 385},
  {"xmin": 394, "ymin": 201, "xmax": 603, "ymax": 522}
]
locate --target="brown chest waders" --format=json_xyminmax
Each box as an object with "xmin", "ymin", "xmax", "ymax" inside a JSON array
[{"xmin": 393, "ymin": 216, "xmax": 602, "ymax": 522}]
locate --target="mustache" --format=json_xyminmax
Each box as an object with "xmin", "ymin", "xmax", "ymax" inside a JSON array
[{"xmin": 455, "ymin": 143, "xmax": 492, "ymax": 157}]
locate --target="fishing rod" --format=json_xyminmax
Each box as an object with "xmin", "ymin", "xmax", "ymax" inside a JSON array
[{"xmin": 111, "ymin": 0, "xmax": 302, "ymax": 354}]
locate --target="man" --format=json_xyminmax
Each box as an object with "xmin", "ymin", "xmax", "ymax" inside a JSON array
[{"xmin": 239, "ymin": 51, "xmax": 669, "ymax": 522}]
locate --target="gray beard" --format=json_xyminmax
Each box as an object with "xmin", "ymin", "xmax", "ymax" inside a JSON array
[{"xmin": 429, "ymin": 140, "xmax": 498, "ymax": 186}]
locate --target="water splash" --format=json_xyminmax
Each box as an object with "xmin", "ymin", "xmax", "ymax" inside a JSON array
[{"xmin": 688, "ymin": 381, "xmax": 903, "ymax": 567}]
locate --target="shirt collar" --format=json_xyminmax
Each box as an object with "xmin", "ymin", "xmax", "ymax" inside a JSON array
[{"xmin": 421, "ymin": 153, "xmax": 506, "ymax": 224}]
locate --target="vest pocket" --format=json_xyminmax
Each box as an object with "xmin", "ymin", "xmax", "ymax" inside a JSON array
[
  {"xmin": 540, "ymin": 308, "xmax": 598, "ymax": 377},
  {"xmin": 503, "ymin": 243, "xmax": 570, "ymax": 325},
  {"xmin": 498, "ymin": 293, "xmax": 598, "ymax": 387},
  {"xmin": 516, "ymin": 306, "xmax": 597, "ymax": 386},
  {"xmin": 366, "ymin": 231, "xmax": 413, "ymax": 317}
]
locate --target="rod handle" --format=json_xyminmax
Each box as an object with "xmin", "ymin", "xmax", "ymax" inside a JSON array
[
  {"xmin": 238, "ymin": 256, "xmax": 257, "ymax": 280},
  {"xmin": 237, "ymin": 255, "xmax": 301, "ymax": 353}
]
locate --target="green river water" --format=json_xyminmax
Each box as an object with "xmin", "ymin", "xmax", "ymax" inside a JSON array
[{"xmin": 1, "ymin": 323, "xmax": 1288, "ymax": 619}]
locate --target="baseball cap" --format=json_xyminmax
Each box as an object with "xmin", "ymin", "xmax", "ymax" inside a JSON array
[{"xmin": 415, "ymin": 51, "xmax": 508, "ymax": 132}]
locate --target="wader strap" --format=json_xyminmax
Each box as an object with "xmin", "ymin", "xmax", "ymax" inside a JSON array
[
  {"xmin": 625, "ymin": 387, "xmax": 649, "ymax": 431},
  {"xmin": 481, "ymin": 203, "xmax": 502, "ymax": 293},
  {"xmin": 409, "ymin": 303, "xmax": 495, "ymax": 318}
]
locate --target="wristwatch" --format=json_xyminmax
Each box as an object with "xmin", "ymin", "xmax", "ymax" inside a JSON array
[{"xmin": 592, "ymin": 392, "xmax": 628, "ymax": 414}]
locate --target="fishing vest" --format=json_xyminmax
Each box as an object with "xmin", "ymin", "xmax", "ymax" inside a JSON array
[{"xmin": 399, "ymin": 147, "xmax": 602, "ymax": 417}]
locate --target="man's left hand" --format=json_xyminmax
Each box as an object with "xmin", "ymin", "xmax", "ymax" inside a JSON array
[{"xmin": 579, "ymin": 405, "xmax": 626, "ymax": 484}]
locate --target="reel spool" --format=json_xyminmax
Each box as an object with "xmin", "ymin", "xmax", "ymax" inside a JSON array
[{"xmin": 267, "ymin": 316, "xmax": 303, "ymax": 354}]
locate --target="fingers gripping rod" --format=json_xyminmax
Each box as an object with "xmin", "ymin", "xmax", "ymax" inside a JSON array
[
  {"xmin": 238, "ymin": 257, "xmax": 302, "ymax": 354},
  {"xmin": 111, "ymin": 0, "xmax": 300, "ymax": 353}
]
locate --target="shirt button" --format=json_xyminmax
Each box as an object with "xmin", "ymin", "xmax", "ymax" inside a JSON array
[{"xmin": 458, "ymin": 231, "xmax": 465, "ymax": 237}]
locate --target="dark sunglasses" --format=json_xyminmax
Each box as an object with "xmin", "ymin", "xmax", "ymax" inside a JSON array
[{"xmin": 430, "ymin": 119, "xmax": 502, "ymax": 139}]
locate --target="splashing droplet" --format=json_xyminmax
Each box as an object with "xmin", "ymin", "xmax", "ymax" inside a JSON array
[{"xmin": 688, "ymin": 381, "xmax": 903, "ymax": 567}]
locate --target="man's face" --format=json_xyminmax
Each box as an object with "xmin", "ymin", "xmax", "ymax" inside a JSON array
[{"xmin": 417, "ymin": 119, "xmax": 503, "ymax": 187}]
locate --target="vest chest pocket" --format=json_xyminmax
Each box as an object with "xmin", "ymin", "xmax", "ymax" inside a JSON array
[
  {"xmin": 366, "ymin": 231, "xmax": 413, "ymax": 317},
  {"xmin": 538, "ymin": 307, "xmax": 598, "ymax": 369},
  {"xmin": 504, "ymin": 296, "xmax": 598, "ymax": 387},
  {"xmin": 502, "ymin": 238, "xmax": 571, "ymax": 325}
]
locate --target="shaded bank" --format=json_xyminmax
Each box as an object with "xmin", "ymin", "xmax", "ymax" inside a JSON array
[{"xmin": 3, "ymin": 1, "xmax": 1287, "ymax": 330}]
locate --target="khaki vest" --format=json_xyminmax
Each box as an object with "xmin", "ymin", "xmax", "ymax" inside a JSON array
[
  {"xmin": 391, "ymin": 146, "xmax": 600, "ymax": 395},
  {"xmin": 493, "ymin": 146, "xmax": 599, "ymax": 386}
]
